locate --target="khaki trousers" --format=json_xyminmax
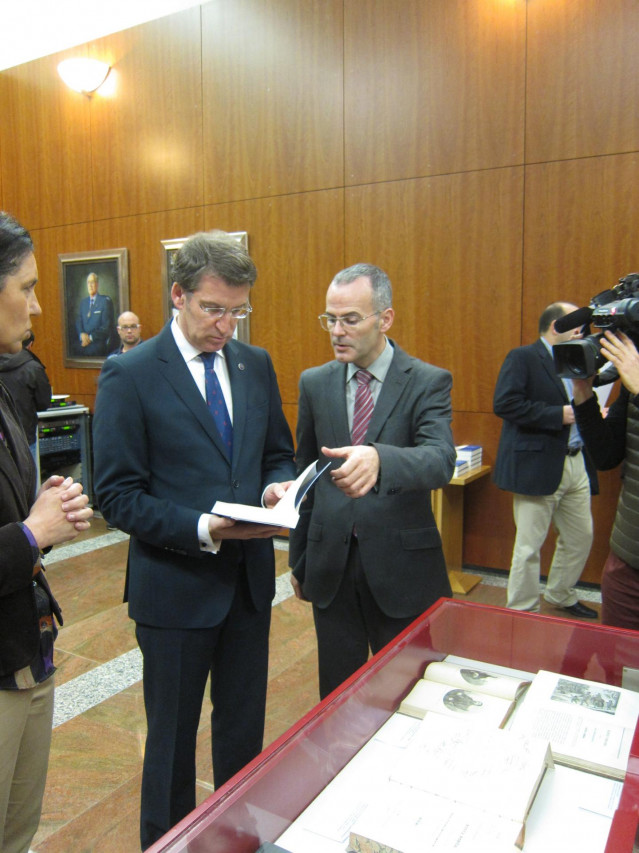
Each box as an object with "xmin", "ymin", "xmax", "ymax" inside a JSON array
[
  {"xmin": 0, "ymin": 676, "xmax": 54, "ymax": 853},
  {"xmin": 507, "ymin": 454, "xmax": 593, "ymax": 611}
]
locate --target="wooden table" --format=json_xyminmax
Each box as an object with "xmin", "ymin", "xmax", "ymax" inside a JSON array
[{"xmin": 431, "ymin": 464, "xmax": 491, "ymax": 594}]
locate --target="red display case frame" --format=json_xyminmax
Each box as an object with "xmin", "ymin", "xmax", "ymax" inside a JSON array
[{"xmin": 148, "ymin": 598, "xmax": 639, "ymax": 853}]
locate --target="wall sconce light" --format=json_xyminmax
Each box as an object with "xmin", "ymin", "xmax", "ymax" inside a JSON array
[{"xmin": 57, "ymin": 58, "xmax": 111, "ymax": 96}]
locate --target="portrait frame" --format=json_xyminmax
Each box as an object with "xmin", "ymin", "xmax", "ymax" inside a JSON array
[
  {"xmin": 59, "ymin": 248, "xmax": 129, "ymax": 368},
  {"xmin": 160, "ymin": 232, "xmax": 250, "ymax": 343}
]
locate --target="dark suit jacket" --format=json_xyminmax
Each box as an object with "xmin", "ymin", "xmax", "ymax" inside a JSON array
[
  {"xmin": 75, "ymin": 292, "xmax": 115, "ymax": 356},
  {"xmin": 289, "ymin": 341, "xmax": 456, "ymax": 619},
  {"xmin": 493, "ymin": 338, "xmax": 598, "ymax": 496},
  {"xmin": 0, "ymin": 382, "xmax": 60, "ymax": 677},
  {"xmin": 92, "ymin": 324, "xmax": 296, "ymax": 629}
]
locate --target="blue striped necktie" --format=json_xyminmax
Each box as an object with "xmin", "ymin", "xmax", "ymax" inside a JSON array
[{"xmin": 200, "ymin": 352, "xmax": 233, "ymax": 457}]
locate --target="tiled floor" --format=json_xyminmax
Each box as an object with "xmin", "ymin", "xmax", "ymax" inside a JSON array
[{"xmin": 28, "ymin": 518, "xmax": 601, "ymax": 852}]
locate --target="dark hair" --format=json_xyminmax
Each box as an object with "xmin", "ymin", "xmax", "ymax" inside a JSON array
[
  {"xmin": 331, "ymin": 263, "xmax": 393, "ymax": 311},
  {"xmin": 171, "ymin": 230, "xmax": 257, "ymax": 294},
  {"xmin": 539, "ymin": 302, "xmax": 570, "ymax": 335},
  {"xmin": 0, "ymin": 212, "xmax": 33, "ymax": 291}
]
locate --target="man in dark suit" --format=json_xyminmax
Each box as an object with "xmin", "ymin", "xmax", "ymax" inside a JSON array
[
  {"xmin": 74, "ymin": 271, "xmax": 115, "ymax": 356},
  {"xmin": 92, "ymin": 231, "xmax": 296, "ymax": 850},
  {"xmin": 0, "ymin": 211, "xmax": 92, "ymax": 853},
  {"xmin": 289, "ymin": 263, "xmax": 455, "ymax": 700},
  {"xmin": 493, "ymin": 302, "xmax": 598, "ymax": 618}
]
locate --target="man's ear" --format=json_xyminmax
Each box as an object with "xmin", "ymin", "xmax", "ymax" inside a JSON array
[
  {"xmin": 171, "ymin": 282, "xmax": 185, "ymax": 310},
  {"xmin": 379, "ymin": 307, "xmax": 395, "ymax": 334}
]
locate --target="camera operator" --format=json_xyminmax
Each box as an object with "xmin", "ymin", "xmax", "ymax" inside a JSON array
[
  {"xmin": 493, "ymin": 302, "xmax": 599, "ymax": 617},
  {"xmin": 573, "ymin": 329, "xmax": 639, "ymax": 629}
]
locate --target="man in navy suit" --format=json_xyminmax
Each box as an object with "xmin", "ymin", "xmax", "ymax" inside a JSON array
[
  {"xmin": 74, "ymin": 271, "xmax": 115, "ymax": 356},
  {"xmin": 493, "ymin": 302, "xmax": 598, "ymax": 618},
  {"xmin": 289, "ymin": 264, "xmax": 455, "ymax": 700},
  {"xmin": 92, "ymin": 231, "xmax": 296, "ymax": 849}
]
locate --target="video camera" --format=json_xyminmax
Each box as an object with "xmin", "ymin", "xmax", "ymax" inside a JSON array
[{"xmin": 553, "ymin": 273, "xmax": 639, "ymax": 382}]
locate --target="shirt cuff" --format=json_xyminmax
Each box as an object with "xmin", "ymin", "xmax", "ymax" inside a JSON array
[{"xmin": 198, "ymin": 514, "xmax": 220, "ymax": 554}]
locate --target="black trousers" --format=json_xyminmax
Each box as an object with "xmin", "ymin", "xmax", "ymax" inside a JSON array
[
  {"xmin": 312, "ymin": 535, "xmax": 416, "ymax": 700},
  {"xmin": 136, "ymin": 571, "xmax": 271, "ymax": 850}
]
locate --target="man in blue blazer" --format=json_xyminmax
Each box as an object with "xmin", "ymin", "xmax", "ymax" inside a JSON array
[
  {"xmin": 289, "ymin": 264, "xmax": 455, "ymax": 699},
  {"xmin": 74, "ymin": 272, "xmax": 115, "ymax": 356},
  {"xmin": 92, "ymin": 232, "xmax": 296, "ymax": 850},
  {"xmin": 493, "ymin": 302, "xmax": 599, "ymax": 618}
]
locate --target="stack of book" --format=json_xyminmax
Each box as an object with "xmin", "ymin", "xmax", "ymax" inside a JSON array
[
  {"xmin": 455, "ymin": 444, "xmax": 482, "ymax": 470},
  {"xmin": 453, "ymin": 458, "xmax": 469, "ymax": 477}
]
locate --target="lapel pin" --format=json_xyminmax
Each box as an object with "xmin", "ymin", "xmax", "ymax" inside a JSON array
[{"xmin": 238, "ymin": 363, "xmax": 245, "ymax": 371}]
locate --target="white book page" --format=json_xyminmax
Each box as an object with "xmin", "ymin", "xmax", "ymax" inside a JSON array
[{"xmin": 510, "ymin": 670, "xmax": 639, "ymax": 776}]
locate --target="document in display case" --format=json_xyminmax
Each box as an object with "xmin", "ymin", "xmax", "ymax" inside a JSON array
[{"xmin": 146, "ymin": 599, "xmax": 639, "ymax": 853}]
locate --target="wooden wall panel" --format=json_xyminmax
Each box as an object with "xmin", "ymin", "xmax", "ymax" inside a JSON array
[
  {"xmin": 89, "ymin": 8, "xmax": 204, "ymax": 219},
  {"xmin": 202, "ymin": 0, "xmax": 344, "ymax": 204},
  {"xmin": 527, "ymin": 0, "xmax": 639, "ymax": 163},
  {"xmin": 0, "ymin": 53, "xmax": 93, "ymax": 230},
  {"xmin": 344, "ymin": 168, "xmax": 524, "ymax": 413},
  {"xmin": 344, "ymin": 0, "xmax": 526, "ymax": 186},
  {"xmin": 523, "ymin": 154, "xmax": 639, "ymax": 343},
  {"xmin": 203, "ymin": 189, "xmax": 344, "ymax": 405}
]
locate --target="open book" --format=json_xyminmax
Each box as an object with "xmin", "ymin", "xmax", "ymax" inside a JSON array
[
  {"xmin": 398, "ymin": 660, "xmax": 531, "ymax": 728},
  {"xmin": 211, "ymin": 459, "xmax": 330, "ymax": 530},
  {"xmin": 348, "ymin": 714, "xmax": 553, "ymax": 852},
  {"xmin": 509, "ymin": 669, "xmax": 639, "ymax": 780}
]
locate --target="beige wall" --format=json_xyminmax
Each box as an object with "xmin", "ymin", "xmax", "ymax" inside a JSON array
[{"xmin": 1, "ymin": 0, "xmax": 637, "ymax": 581}]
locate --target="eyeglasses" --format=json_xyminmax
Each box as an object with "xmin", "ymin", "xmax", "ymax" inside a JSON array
[
  {"xmin": 196, "ymin": 302, "xmax": 252, "ymax": 320},
  {"xmin": 118, "ymin": 324, "xmax": 140, "ymax": 331},
  {"xmin": 318, "ymin": 312, "xmax": 379, "ymax": 332}
]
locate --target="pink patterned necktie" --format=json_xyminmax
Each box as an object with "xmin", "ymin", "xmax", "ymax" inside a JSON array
[{"xmin": 351, "ymin": 369, "xmax": 374, "ymax": 445}]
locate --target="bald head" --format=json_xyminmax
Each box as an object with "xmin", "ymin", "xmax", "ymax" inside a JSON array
[{"xmin": 116, "ymin": 311, "xmax": 142, "ymax": 350}]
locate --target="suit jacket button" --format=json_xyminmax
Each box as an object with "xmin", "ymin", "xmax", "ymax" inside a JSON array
[{"xmin": 232, "ymin": 480, "xmax": 240, "ymax": 489}]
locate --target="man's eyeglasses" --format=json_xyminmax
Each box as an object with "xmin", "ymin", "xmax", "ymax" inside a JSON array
[
  {"xmin": 118, "ymin": 324, "xmax": 140, "ymax": 331},
  {"xmin": 197, "ymin": 303, "xmax": 253, "ymax": 320},
  {"xmin": 318, "ymin": 312, "xmax": 379, "ymax": 332}
]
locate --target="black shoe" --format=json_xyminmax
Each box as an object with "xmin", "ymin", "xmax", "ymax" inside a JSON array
[{"xmin": 562, "ymin": 601, "xmax": 598, "ymax": 619}]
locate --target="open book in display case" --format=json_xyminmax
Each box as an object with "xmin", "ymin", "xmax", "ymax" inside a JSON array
[{"xmin": 147, "ymin": 598, "xmax": 639, "ymax": 853}]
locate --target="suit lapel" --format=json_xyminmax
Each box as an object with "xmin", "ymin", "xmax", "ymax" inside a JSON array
[
  {"xmin": 366, "ymin": 343, "xmax": 410, "ymax": 443},
  {"xmin": 535, "ymin": 339, "xmax": 568, "ymax": 401},
  {"xmin": 225, "ymin": 340, "xmax": 247, "ymax": 470},
  {"xmin": 327, "ymin": 362, "xmax": 350, "ymax": 445},
  {"xmin": 0, "ymin": 392, "xmax": 32, "ymax": 517}
]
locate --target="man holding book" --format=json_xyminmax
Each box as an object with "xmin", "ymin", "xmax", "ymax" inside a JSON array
[
  {"xmin": 289, "ymin": 263, "xmax": 456, "ymax": 699},
  {"xmin": 92, "ymin": 231, "xmax": 296, "ymax": 849}
]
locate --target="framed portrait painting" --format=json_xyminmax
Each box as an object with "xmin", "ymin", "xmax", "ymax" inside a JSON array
[
  {"xmin": 59, "ymin": 249, "xmax": 129, "ymax": 368},
  {"xmin": 160, "ymin": 232, "xmax": 250, "ymax": 343}
]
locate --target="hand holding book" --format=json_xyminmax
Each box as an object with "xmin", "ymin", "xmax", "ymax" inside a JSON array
[{"xmin": 212, "ymin": 459, "xmax": 330, "ymax": 530}]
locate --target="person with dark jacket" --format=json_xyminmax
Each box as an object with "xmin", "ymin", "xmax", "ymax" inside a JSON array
[
  {"xmin": 493, "ymin": 302, "xmax": 599, "ymax": 618},
  {"xmin": 0, "ymin": 331, "xmax": 51, "ymax": 459},
  {"xmin": 573, "ymin": 329, "xmax": 639, "ymax": 629},
  {"xmin": 0, "ymin": 212, "xmax": 93, "ymax": 853}
]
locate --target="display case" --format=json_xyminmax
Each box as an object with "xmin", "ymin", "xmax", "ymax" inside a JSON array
[{"xmin": 148, "ymin": 599, "xmax": 639, "ymax": 853}]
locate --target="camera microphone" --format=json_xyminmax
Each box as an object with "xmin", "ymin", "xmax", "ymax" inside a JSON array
[{"xmin": 554, "ymin": 306, "xmax": 593, "ymax": 334}]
